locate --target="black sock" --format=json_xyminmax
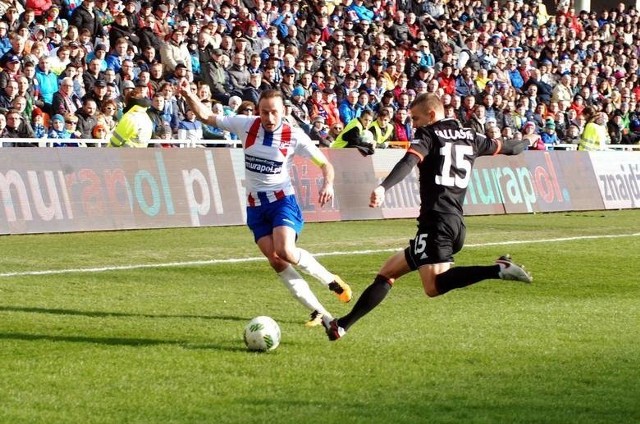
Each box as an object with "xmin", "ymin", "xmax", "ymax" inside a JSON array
[
  {"xmin": 338, "ymin": 275, "xmax": 392, "ymax": 331},
  {"xmin": 434, "ymin": 265, "xmax": 501, "ymax": 295}
]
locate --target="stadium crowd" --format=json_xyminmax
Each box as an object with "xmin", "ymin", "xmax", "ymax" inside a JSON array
[{"xmin": 0, "ymin": 0, "xmax": 639, "ymax": 150}]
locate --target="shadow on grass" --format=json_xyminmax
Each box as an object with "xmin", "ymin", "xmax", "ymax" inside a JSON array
[
  {"xmin": 0, "ymin": 305, "xmax": 302, "ymax": 325},
  {"xmin": 0, "ymin": 331, "xmax": 248, "ymax": 352},
  {"xmin": 0, "ymin": 305, "xmax": 251, "ymax": 322}
]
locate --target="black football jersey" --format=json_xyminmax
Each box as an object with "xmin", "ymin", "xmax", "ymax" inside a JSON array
[{"xmin": 408, "ymin": 118, "xmax": 498, "ymax": 219}]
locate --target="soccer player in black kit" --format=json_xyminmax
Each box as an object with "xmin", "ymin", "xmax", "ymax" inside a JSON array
[{"xmin": 325, "ymin": 93, "xmax": 533, "ymax": 341}]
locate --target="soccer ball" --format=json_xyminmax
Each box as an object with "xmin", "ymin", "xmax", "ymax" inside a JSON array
[{"xmin": 243, "ymin": 316, "xmax": 281, "ymax": 352}]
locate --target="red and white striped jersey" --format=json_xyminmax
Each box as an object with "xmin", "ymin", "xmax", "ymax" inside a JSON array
[{"xmin": 217, "ymin": 116, "xmax": 328, "ymax": 206}]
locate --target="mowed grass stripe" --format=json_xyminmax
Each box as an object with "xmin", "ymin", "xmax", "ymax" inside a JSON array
[{"xmin": 1, "ymin": 231, "xmax": 639, "ymax": 279}]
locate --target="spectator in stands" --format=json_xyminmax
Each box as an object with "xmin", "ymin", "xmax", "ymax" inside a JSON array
[
  {"xmin": 0, "ymin": 79, "xmax": 18, "ymax": 111},
  {"xmin": 52, "ymin": 77, "xmax": 82, "ymax": 116},
  {"xmin": 0, "ymin": 54, "xmax": 21, "ymax": 89},
  {"xmin": 161, "ymin": 28, "xmax": 192, "ymax": 74},
  {"xmin": 69, "ymin": 0, "xmax": 103, "ymax": 39},
  {"xmin": 541, "ymin": 119, "xmax": 559, "ymax": 148},
  {"xmin": 35, "ymin": 56, "xmax": 58, "ymax": 113},
  {"xmin": 178, "ymin": 108, "xmax": 203, "ymax": 147},
  {"xmin": 5, "ymin": 108, "xmax": 36, "ymax": 142},
  {"xmin": 48, "ymin": 113, "xmax": 71, "ymax": 143},
  {"xmin": 63, "ymin": 113, "xmax": 83, "ymax": 141},
  {"xmin": 522, "ymin": 120, "xmax": 544, "ymax": 150},
  {"xmin": 76, "ymin": 98, "xmax": 99, "ymax": 139},
  {"xmin": 392, "ymin": 107, "xmax": 412, "ymax": 143},
  {"xmin": 105, "ymin": 38, "xmax": 129, "ymax": 74},
  {"xmin": 338, "ymin": 90, "xmax": 361, "ymax": 126},
  {"xmin": 0, "ymin": 34, "xmax": 27, "ymax": 68},
  {"xmin": 228, "ymin": 51, "xmax": 250, "ymax": 95},
  {"xmin": 84, "ymin": 79, "xmax": 108, "ymax": 110},
  {"xmin": 98, "ymin": 99, "xmax": 118, "ymax": 131},
  {"xmin": 31, "ymin": 108, "xmax": 47, "ymax": 139},
  {"xmin": 147, "ymin": 92, "xmax": 166, "ymax": 139},
  {"xmin": 0, "ymin": 22, "xmax": 9, "ymax": 57}
]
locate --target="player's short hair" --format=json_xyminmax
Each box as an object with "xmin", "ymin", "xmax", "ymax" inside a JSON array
[
  {"xmin": 258, "ymin": 89, "xmax": 284, "ymax": 105},
  {"xmin": 411, "ymin": 93, "xmax": 444, "ymax": 115}
]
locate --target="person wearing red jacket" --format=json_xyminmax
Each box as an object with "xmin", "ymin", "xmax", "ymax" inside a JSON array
[{"xmin": 25, "ymin": 0, "xmax": 52, "ymax": 17}]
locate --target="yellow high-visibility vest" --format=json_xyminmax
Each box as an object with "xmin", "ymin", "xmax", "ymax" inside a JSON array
[
  {"xmin": 369, "ymin": 121, "xmax": 393, "ymax": 147},
  {"xmin": 578, "ymin": 122, "xmax": 605, "ymax": 151},
  {"xmin": 330, "ymin": 117, "xmax": 364, "ymax": 149},
  {"xmin": 109, "ymin": 105, "xmax": 153, "ymax": 148}
]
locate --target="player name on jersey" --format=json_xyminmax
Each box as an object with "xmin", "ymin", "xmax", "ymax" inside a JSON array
[{"xmin": 434, "ymin": 129, "xmax": 475, "ymax": 141}]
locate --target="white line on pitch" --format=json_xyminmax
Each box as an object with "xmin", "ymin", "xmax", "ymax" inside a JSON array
[{"xmin": 1, "ymin": 232, "xmax": 639, "ymax": 278}]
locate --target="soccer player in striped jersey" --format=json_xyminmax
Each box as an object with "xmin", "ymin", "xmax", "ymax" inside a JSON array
[{"xmin": 179, "ymin": 81, "xmax": 352, "ymax": 327}]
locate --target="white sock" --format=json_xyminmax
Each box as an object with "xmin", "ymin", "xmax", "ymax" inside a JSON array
[
  {"xmin": 278, "ymin": 265, "xmax": 331, "ymax": 317},
  {"xmin": 296, "ymin": 248, "xmax": 335, "ymax": 286}
]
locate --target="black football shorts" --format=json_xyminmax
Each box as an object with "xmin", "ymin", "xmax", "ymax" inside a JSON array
[{"xmin": 404, "ymin": 212, "xmax": 466, "ymax": 270}]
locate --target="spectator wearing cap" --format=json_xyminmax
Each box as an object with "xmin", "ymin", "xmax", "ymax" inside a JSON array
[
  {"xmin": 541, "ymin": 118, "xmax": 559, "ymax": 147},
  {"xmin": 0, "ymin": 54, "xmax": 21, "ymax": 90},
  {"xmin": 148, "ymin": 4, "xmax": 170, "ymax": 40},
  {"xmin": 69, "ymin": 0, "xmax": 104, "ymax": 38},
  {"xmin": 167, "ymin": 61, "xmax": 189, "ymax": 86},
  {"xmin": 160, "ymin": 27, "xmax": 192, "ymax": 74},
  {"xmin": 0, "ymin": 34, "xmax": 27, "ymax": 68},
  {"xmin": 280, "ymin": 68, "xmax": 298, "ymax": 98},
  {"xmin": 85, "ymin": 79, "xmax": 108, "ymax": 110},
  {"xmin": 52, "ymin": 76, "xmax": 82, "ymax": 116},
  {"xmin": 84, "ymin": 42, "xmax": 108, "ymax": 72}
]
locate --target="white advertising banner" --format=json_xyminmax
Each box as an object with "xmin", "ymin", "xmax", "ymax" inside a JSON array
[{"xmin": 589, "ymin": 151, "xmax": 640, "ymax": 209}]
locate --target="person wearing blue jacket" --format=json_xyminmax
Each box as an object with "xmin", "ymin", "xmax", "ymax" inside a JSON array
[{"xmin": 35, "ymin": 56, "xmax": 59, "ymax": 113}]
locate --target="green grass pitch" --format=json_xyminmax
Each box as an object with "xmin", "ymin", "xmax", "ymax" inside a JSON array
[{"xmin": 0, "ymin": 211, "xmax": 639, "ymax": 424}]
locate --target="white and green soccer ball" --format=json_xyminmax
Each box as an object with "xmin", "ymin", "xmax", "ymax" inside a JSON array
[{"xmin": 243, "ymin": 316, "xmax": 281, "ymax": 352}]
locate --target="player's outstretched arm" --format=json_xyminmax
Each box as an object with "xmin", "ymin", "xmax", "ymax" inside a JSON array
[
  {"xmin": 178, "ymin": 79, "xmax": 219, "ymax": 127},
  {"xmin": 370, "ymin": 152, "xmax": 420, "ymax": 208}
]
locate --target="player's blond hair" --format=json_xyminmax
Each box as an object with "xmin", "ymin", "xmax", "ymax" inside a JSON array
[{"xmin": 411, "ymin": 93, "xmax": 444, "ymax": 115}]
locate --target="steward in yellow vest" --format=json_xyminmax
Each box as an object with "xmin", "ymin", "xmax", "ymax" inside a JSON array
[
  {"xmin": 330, "ymin": 110, "xmax": 375, "ymax": 155},
  {"xmin": 578, "ymin": 110, "xmax": 608, "ymax": 151},
  {"xmin": 368, "ymin": 108, "xmax": 393, "ymax": 148},
  {"xmin": 109, "ymin": 98, "xmax": 153, "ymax": 148}
]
